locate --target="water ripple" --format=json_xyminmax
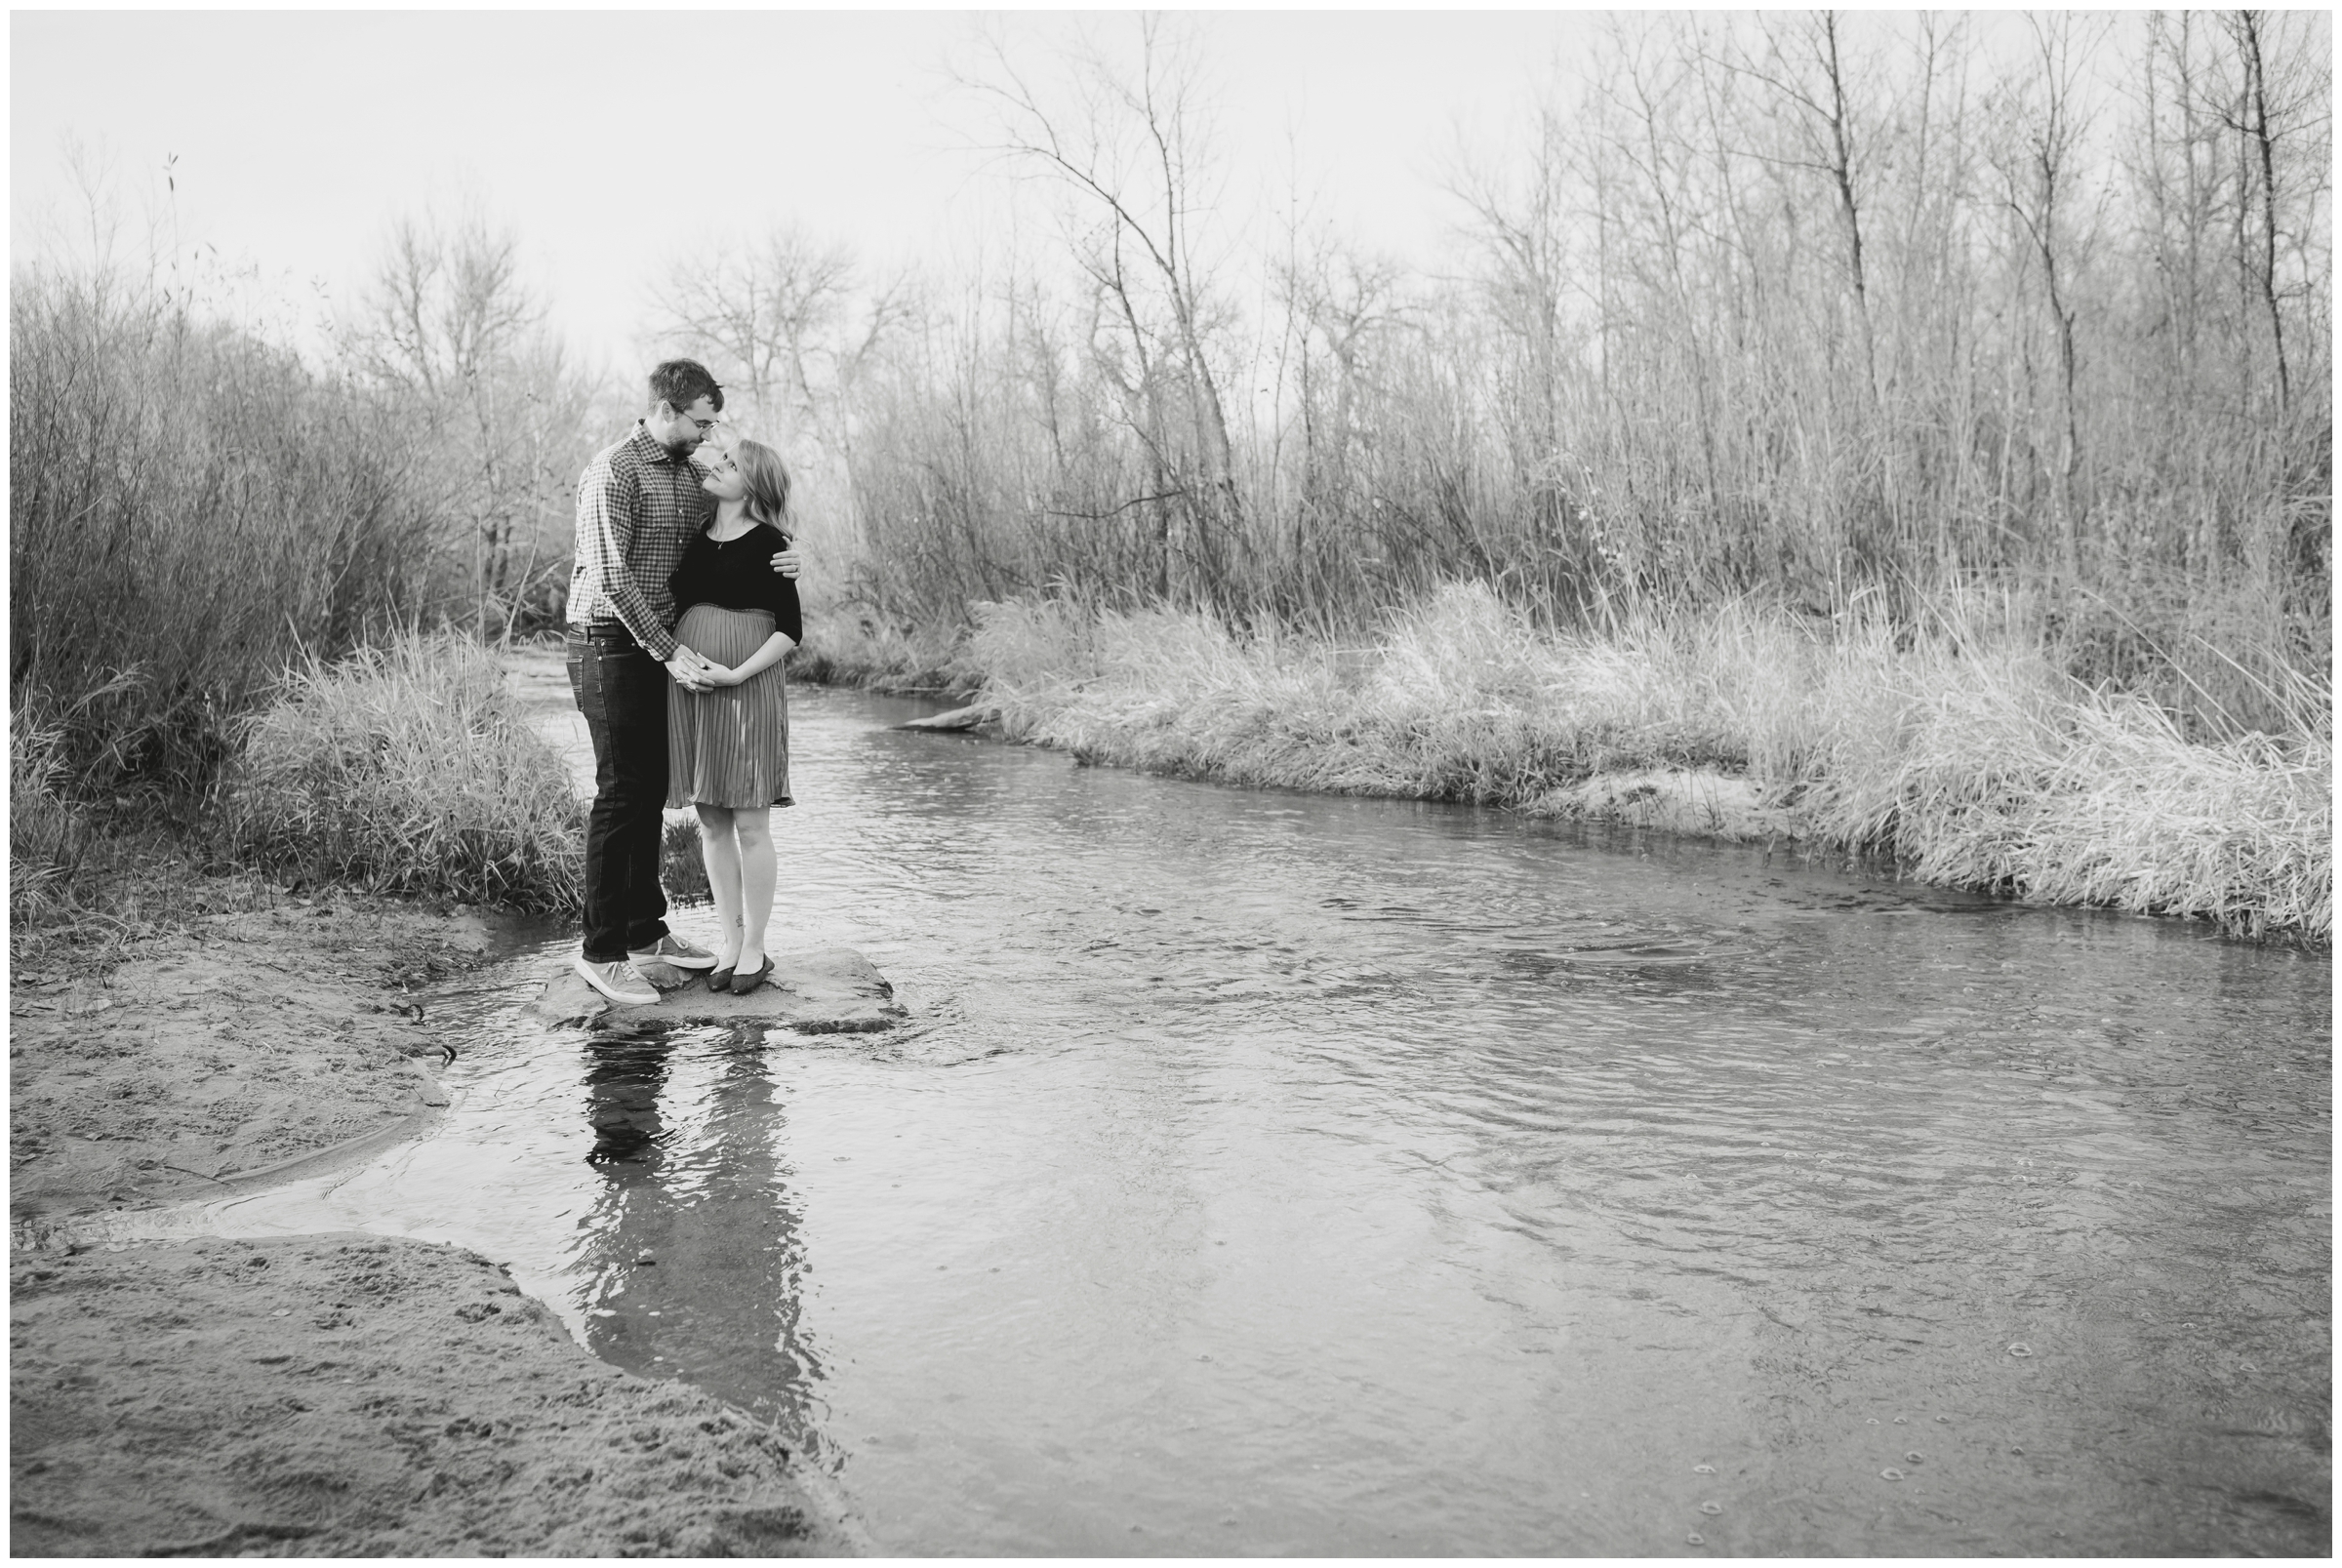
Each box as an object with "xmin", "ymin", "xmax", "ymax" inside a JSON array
[{"xmin": 208, "ymin": 684, "xmax": 2331, "ymax": 1557}]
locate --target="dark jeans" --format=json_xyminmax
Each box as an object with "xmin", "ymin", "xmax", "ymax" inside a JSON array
[{"xmin": 567, "ymin": 627, "xmax": 672, "ymax": 963}]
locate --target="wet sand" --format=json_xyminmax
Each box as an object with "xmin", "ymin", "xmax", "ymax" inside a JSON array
[
  {"xmin": 10, "ymin": 893, "xmax": 858, "ymax": 1555},
  {"xmin": 11, "ymin": 899, "xmax": 483, "ymax": 1222},
  {"xmin": 11, "ymin": 1235, "xmax": 848, "ymax": 1556}
]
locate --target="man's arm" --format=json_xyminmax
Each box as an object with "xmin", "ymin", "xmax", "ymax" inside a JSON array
[
  {"xmin": 578, "ymin": 459, "xmax": 684, "ymax": 663},
  {"xmin": 769, "ymin": 540, "xmax": 802, "ymax": 579}
]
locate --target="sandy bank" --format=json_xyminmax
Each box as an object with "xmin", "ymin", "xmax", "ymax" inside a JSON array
[
  {"xmin": 10, "ymin": 1234, "xmax": 855, "ymax": 1555},
  {"xmin": 10, "ymin": 896, "xmax": 487, "ymax": 1220},
  {"xmin": 10, "ymin": 892, "xmax": 857, "ymax": 1555}
]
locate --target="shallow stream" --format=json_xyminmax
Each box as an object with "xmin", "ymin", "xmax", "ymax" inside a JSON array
[{"xmin": 206, "ymin": 681, "xmax": 2329, "ymax": 1555}]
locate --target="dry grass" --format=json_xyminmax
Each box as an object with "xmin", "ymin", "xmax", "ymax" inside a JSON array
[
  {"xmin": 223, "ymin": 630, "xmax": 586, "ymax": 911},
  {"xmin": 965, "ymin": 585, "xmax": 2331, "ymax": 941},
  {"xmin": 972, "ymin": 586, "xmax": 1751, "ymax": 797},
  {"xmin": 789, "ymin": 604, "xmax": 979, "ymax": 694},
  {"xmin": 11, "ymin": 706, "xmax": 89, "ymax": 928},
  {"xmin": 8, "ymin": 712, "xmax": 291, "ymax": 977},
  {"xmin": 1872, "ymin": 685, "xmax": 2330, "ymax": 943},
  {"xmin": 6, "ymin": 843, "xmax": 294, "ymax": 981},
  {"xmin": 7, "ymin": 675, "xmax": 265, "ymax": 966}
]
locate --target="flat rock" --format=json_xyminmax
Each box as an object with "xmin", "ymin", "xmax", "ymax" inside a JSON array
[
  {"xmin": 893, "ymin": 703, "xmax": 998, "ymax": 732},
  {"xmin": 533, "ymin": 946, "xmax": 907, "ymax": 1033}
]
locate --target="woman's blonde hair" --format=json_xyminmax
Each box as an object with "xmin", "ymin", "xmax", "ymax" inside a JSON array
[{"xmin": 733, "ymin": 438, "xmax": 793, "ymax": 537}]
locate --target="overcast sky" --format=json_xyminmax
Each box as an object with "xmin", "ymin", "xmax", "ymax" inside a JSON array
[{"xmin": 13, "ymin": 10, "xmax": 1598, "ymax": 372}]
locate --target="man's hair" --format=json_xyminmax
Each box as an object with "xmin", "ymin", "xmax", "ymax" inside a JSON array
[
  {"xmin": 648, "ymin": 359, "xmax": 724, "ymax": 415},
  {"xmin": 734, "ymin": 438, "xmax": 793, "ymax": 535}
]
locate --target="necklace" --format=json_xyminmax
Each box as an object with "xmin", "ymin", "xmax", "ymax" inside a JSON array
[{"xmin": 707, "ymin": 505, "xmax": 757, "ymax": 544}]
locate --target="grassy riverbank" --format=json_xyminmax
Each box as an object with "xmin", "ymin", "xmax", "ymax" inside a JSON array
[
  {"xmin": 13, "ymin": 631, "xmax": 584, "ymax": 977},
  {"xmin": 806, "ymin": 586, "xmax": 2330, "ymax": 944}
]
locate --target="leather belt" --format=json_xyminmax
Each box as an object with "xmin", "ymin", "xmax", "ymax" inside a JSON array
[{"xmin": 568, "ymin": 623, "xmax": 646, "ymax": 647}]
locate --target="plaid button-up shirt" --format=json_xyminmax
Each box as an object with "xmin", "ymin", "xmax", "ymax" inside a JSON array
[{"xmin": 566, "ymin": 422, "xmax": 714, "ymax": 662}]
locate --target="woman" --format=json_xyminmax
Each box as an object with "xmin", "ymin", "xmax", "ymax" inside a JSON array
[{"xmin": 666, "ymin": 436, "xmax": 803, "ymax": 994}]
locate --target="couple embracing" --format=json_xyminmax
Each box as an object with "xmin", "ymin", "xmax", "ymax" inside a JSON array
[{"xmin": 564, "ymin": 358, "xmax": 803, "ymax": 1008}]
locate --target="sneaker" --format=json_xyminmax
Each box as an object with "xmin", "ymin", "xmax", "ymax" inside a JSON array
[
  {"xmin": 574, "ymin": 955, "xmax": 660, "ymax": 1006},
  {"xmin": 627, "ymin": 934, "xmax": 718, "ymax": 971}
]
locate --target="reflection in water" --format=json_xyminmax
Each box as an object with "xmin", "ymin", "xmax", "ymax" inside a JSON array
[
  {"xmin": 582, "ymin": 1034, "xmax": 673, "ymax": 1166},
  {"xmin": 573, "ymin": 1025, "xmax": 828, "ymax": 1461}
]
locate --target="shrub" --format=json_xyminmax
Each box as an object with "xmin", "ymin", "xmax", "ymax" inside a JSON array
[
  {"xmin": 11, "ymin": 265, "xmax": 439, "ymax": 796},
  {"xmin": 224, "ymin": 631, "xmax": 585, "ymax": 910}
]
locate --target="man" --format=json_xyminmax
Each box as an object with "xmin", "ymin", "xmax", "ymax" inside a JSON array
[{"xmin": 567, "ymin": 358, "xmax": 801, "ymax": 1005}]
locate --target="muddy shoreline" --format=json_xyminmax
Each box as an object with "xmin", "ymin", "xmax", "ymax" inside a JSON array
[{"xmin": 10, "ymin": 891, "xmax": 860, "ymax": 1556}]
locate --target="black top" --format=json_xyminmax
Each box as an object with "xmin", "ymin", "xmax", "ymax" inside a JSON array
[{"xmin": 668, "ymin": 522, "xmax": 803, "ymax": 645}]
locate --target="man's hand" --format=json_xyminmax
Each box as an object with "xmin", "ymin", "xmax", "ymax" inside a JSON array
[
  {"xmin": 665, "ymin": 648, "xmax": 717, "ymax": 693},
  {"xmin": 769, "ymin": 543, "xmax": 802, "ymax": 580}
]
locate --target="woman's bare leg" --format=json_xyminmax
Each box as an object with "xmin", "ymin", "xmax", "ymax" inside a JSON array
[
  {"xmin": 695, "ymin": 804, "xmax": 744, "ymax": 969},
  {"xmin": 734, "ymin": 807, "xmax": 776, "ymax": 969}
]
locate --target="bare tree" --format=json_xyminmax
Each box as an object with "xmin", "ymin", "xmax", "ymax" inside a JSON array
[
  {"xmin": 347, "ymin": 208, "xmax": 595, "ymax": 638},
  {"xmin": 2217, "ymin": 9, "xmax": 2328, "ymax": 417},
  {"xmin": 955, "ymin": 14, "xmax": 1244, "ymax": 604},
  {"xmin": 1708, "ymin": 11, "xmax": 1884, "ymax": 408},
  {"xmin": 1270, "ymin": 226, "xmax": 1405, "ymax": 614},
  {"xmin": 648, "ymin": 225, "xmax": 911, "ymax": 469},
  {"xmin": 1990, "ymin": 13, "xmax": 2110, "ymax": 585},
  {"xmin": 1447, "ymin": 97, "xmax": 1577, "ymax": 486},
  {"xmin": 828, "ymin": 10, "xmax": 2325, "ymax": 721}
]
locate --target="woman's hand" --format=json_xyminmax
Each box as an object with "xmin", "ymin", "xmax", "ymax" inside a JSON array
[
  {"xmin": 704, "ymin": 663, "xmax": 743, "ymax": 687},
  {"xmin": 665, "ymin": 648, "xmax": 717, "ymax": 693}
]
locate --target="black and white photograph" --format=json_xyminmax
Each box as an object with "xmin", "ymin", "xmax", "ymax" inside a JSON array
[{"xmin": 8, "ymin": 8, "xmax": 2330, "ymax": 1558}]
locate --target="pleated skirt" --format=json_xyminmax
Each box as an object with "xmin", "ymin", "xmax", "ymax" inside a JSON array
[{"xmin": 666, "ymin": 604, "xmax": 793, "ymax": 809}]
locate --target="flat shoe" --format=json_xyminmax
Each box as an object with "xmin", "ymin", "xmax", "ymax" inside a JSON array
[
  {"xmin": 729, "ymin": 956, "xmax": 774, "ymax": 995},
  {"xmin": 707, "ymin": 967, "xmax": 736, "ymax": 992}
]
